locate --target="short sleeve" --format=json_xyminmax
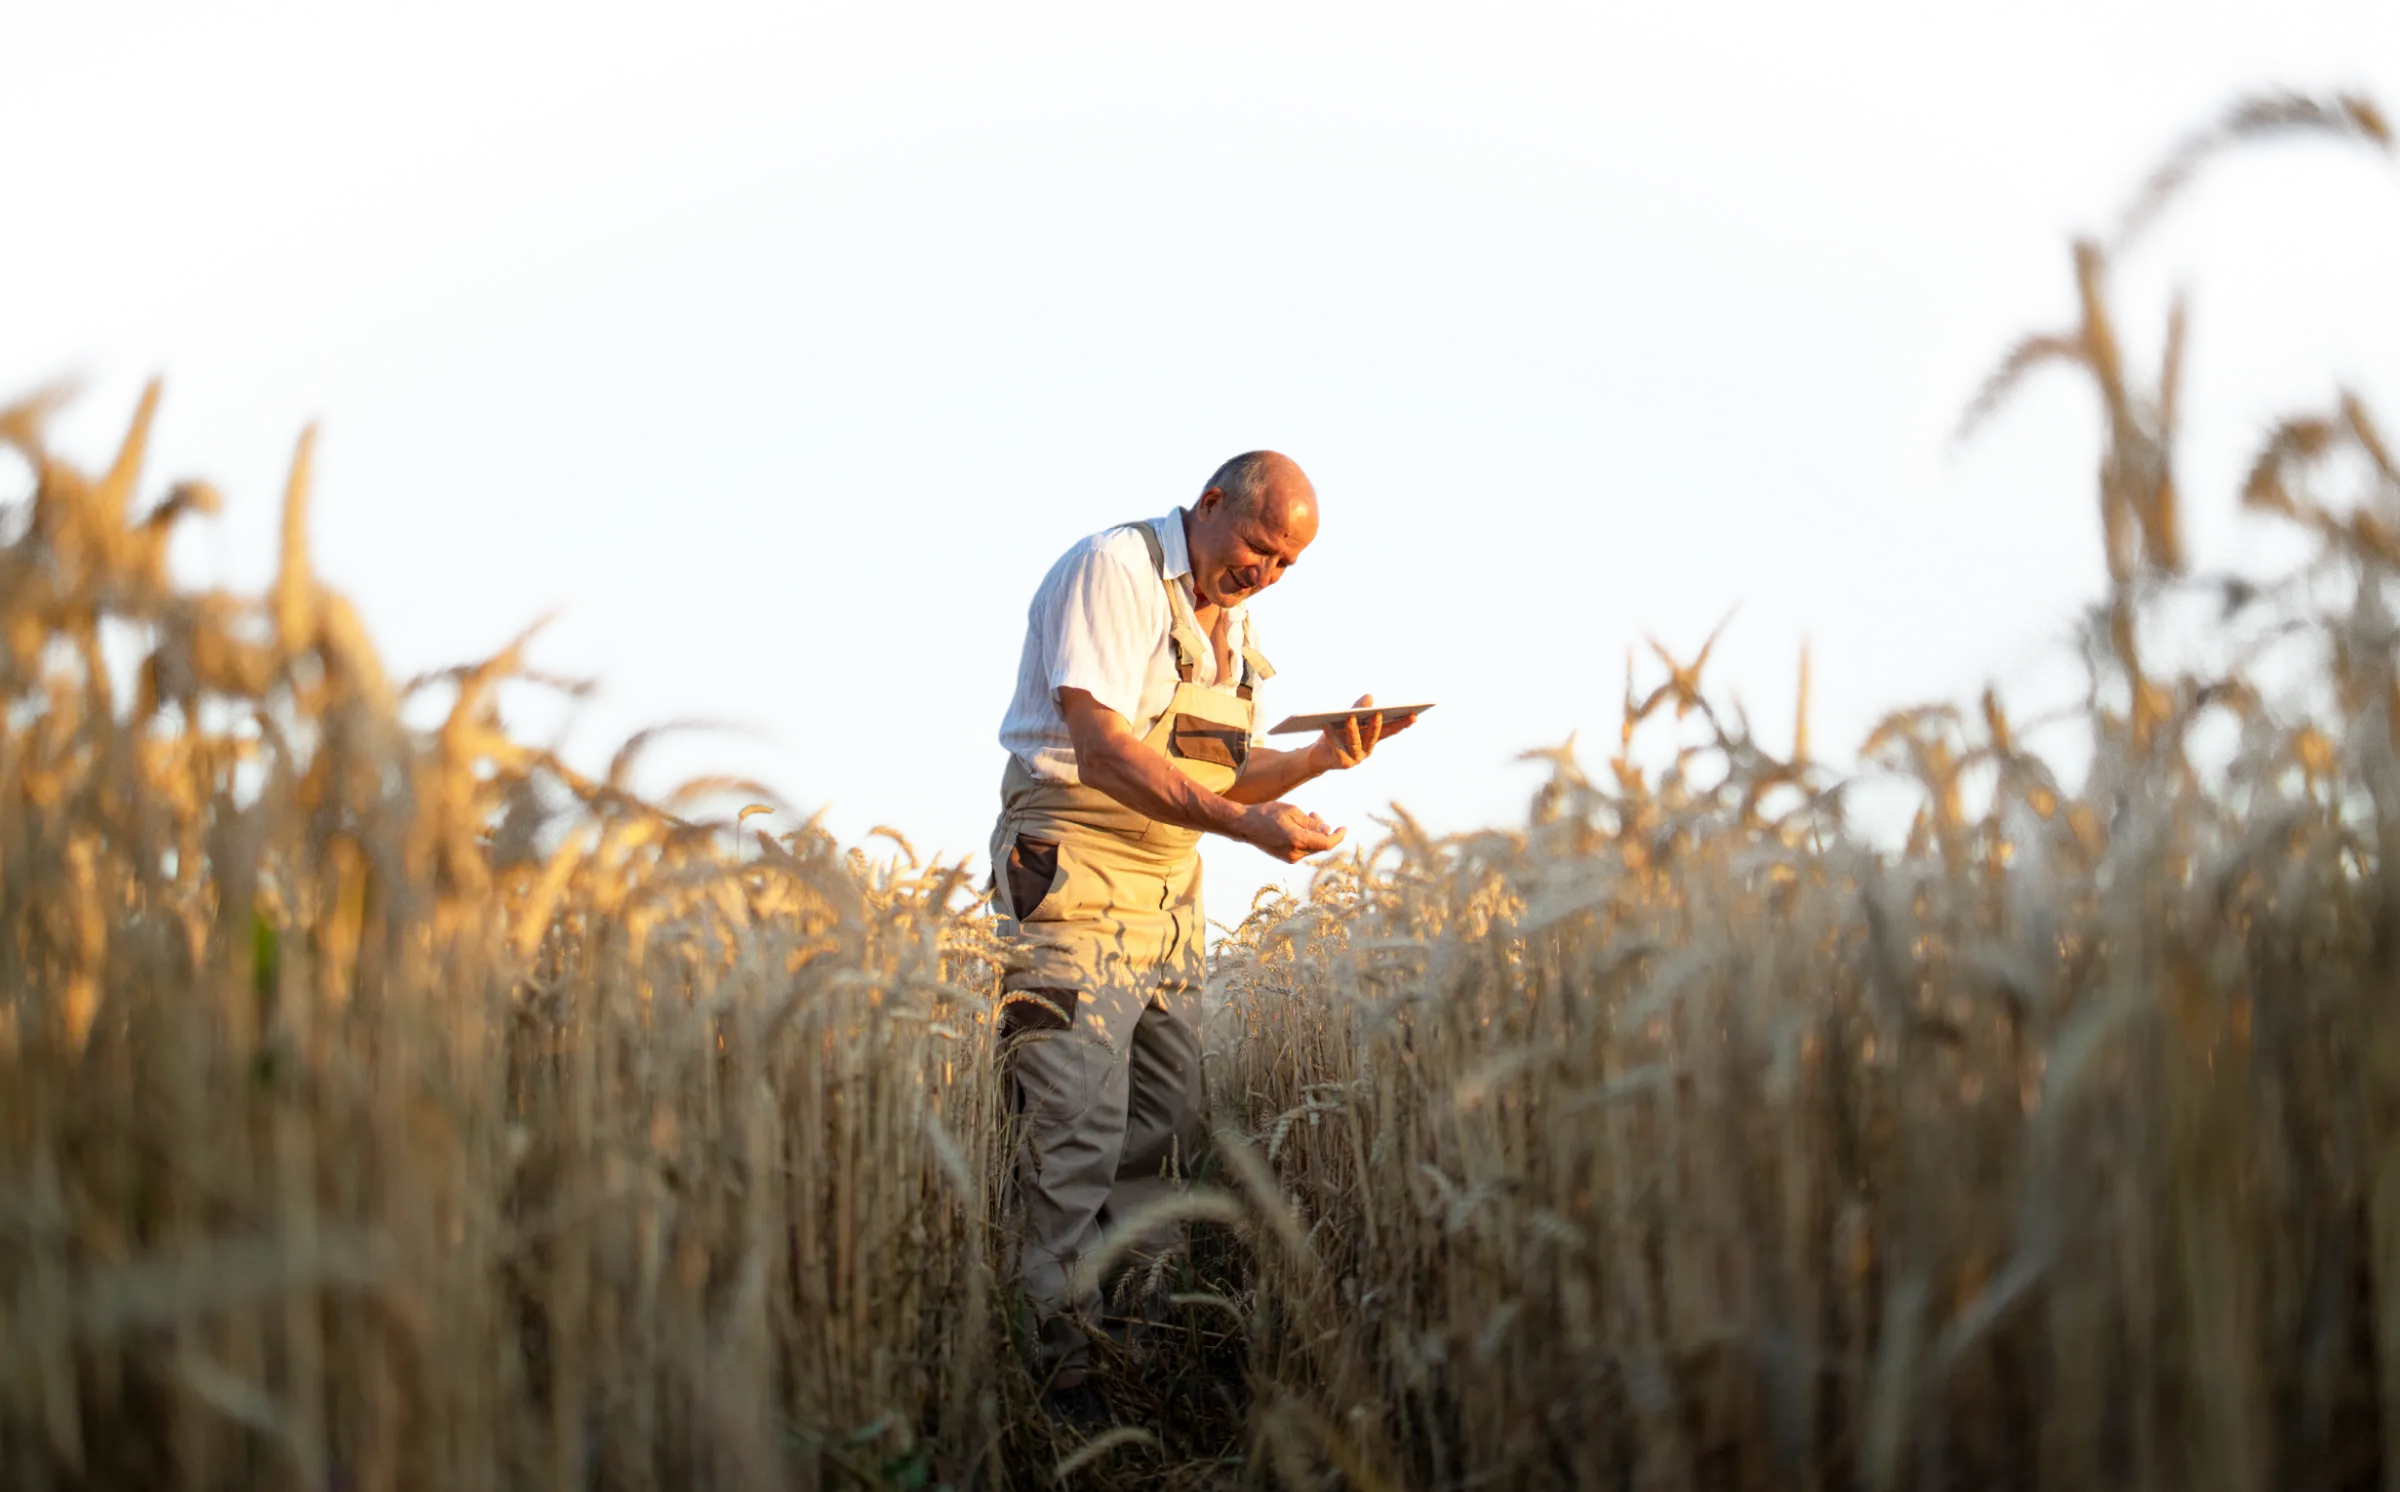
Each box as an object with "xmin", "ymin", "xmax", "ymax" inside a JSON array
[{"xmin": 1044, "ymin": 545, "xmax": 1157, "ymax": 724}]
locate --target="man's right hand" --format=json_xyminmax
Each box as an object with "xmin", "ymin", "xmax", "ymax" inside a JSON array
[{"xmin": 1240, "ymin": 801, "xmax": 1346, "ymax": 863}]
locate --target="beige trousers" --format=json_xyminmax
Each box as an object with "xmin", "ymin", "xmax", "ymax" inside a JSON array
[{"xmin": 992, "ymin": 754, "xmax": 1213, "ymax": 1375}]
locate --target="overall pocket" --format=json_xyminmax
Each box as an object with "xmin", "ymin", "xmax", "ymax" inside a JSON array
[
  {"xmin": 1004, "ymin": 834, "xmax": 1063, "ymax": 921},
  {"xmin": 1167, "ymin": 714, "xmax": 1248, "ymax": 771}
]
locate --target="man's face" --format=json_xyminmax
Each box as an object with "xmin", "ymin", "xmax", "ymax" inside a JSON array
[{"xmin": 1190, "ymin": 487, "xmax": 1316, "ymax": 607}]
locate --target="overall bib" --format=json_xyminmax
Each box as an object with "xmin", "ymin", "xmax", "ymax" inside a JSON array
[{"xmin": 990, "ymin": 521, "xmax": 1271, "ymax": 1371}]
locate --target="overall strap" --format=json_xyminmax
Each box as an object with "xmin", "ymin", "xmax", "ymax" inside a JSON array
[
  {"xmin": 1133, "ymin": 520, "xmax": 1209, "ymax": 685},
  {"xmin": 1237, "ymin": 624, "xmax": 1275, "ymax": 702}
]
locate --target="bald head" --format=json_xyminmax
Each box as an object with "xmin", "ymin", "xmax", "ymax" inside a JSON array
[
  {"xmin": 1205, "ymin": 450, "xmax": 1315, "ymax": 524},
  {"xmin": 1185, "ymin": 450, "xmax": 1318, "ymax": 607}
]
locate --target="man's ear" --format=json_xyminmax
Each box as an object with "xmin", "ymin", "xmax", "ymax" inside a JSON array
[{"xmin": 1194, "ymin": 486, "xmax": 1224, "ymax": 518}]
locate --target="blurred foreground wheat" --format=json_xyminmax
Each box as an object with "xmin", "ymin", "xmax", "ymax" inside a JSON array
[
  {"xmin": 1202, "ymin": 90, "xmax": 2400, "ymax": 1492},
  {"xmin": 8, "ymin": 90, "xmax": 2400, "ymax": 1491},
  {"xmin": 0, "ymin": 387, "xmax": 1010, "ymax": 1487}
]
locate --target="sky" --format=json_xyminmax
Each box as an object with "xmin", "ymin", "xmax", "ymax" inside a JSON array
[{"xmin": 8, "ymin": 3, "xmax": 2400, "ymax": 923}]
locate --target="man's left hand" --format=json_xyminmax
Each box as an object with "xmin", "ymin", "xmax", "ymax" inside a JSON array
[{"xmin": 1315, "ymin": 693, "xmax": 1419, "ymax": 772}]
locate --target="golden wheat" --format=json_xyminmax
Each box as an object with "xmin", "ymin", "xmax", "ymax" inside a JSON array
[
  {"xmin": 5, "ymin": 87, "xmax": 2400, "ymax": 1491},
  {"xmin": 1193, "ymin": 90, "xmax": 2400, "ymax": 1492}
]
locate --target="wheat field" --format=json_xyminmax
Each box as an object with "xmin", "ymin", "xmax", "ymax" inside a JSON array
[{"xmin": 5, "ymin": 92, "xmax": 2400, "ymax": 1490}]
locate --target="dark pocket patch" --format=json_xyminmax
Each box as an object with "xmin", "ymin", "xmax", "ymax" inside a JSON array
[
  {"xmin": 1169, "ymin": 714, "xmax": 1247, "ymax": 770},
  {"xmin": 1001, "ymin": 985, "xmax": 1078, "ymax": 1036},
  {"xmin": 1005, "ymin": 835, "xmax": 1061, "ymax": 920}
]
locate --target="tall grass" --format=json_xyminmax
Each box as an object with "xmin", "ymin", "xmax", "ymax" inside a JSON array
[
  {"xmin": 0, "ymin": 393, "xmax": 1008, "ymax": 1487},
  {"xmin": 5, "ymin": 90, "xmax": 2400, "ymax": 1490},
  {"xmin": 1205, "ymin": 90, "xmax": 2400, "ymax": 1492}
]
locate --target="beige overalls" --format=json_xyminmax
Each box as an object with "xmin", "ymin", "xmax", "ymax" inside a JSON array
[{"xmin": 990, "ymin": 520, "xmax": 1271, "ymax": 1373}]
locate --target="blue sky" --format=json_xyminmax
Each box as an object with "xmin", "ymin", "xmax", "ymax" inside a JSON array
[{"xmin": 4, "ymin": 0, "xmax": 2400, "ymax": 916}]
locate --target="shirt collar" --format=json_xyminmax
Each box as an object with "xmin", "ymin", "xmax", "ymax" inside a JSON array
[
  {"xmin": 1151, "ymin": 508, "xmax": 1194, "ymax": 581},
  {"xmin": 1153, "ymin": 507, "xmax": 1248, "ymax": 616}
]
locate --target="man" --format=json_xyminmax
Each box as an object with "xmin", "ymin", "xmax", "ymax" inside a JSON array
[{"xmin": 989, "ymin": 449, "xmax": 1414, "ymax": 1410}]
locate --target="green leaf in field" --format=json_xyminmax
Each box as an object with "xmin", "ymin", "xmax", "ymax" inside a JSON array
[
  {"xmin": 881, "ymin": 1448, "xmax": 930, "ymax": 1489},
  {"xmin": 251, "ymin": 909, "xmax": 279, "ymax": 1005}
]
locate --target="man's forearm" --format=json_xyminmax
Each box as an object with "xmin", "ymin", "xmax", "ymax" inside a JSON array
[
  {"xmin": 1080, "ymin": 732, "xmax": 1252, "ymax": 838},
  {"xmin": 1225, "ymin": 741, "xmax": 1333, "ymax": 805}
]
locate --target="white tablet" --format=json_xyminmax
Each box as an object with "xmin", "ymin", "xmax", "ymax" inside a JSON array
[{"xmin": 1266, "ymin": 703, "xmax": 1435, "ymax": 736}]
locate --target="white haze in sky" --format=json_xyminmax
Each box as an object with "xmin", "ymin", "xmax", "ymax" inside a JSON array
[
  {"xmin": 2208, "ymin": 163, "xmax": 2400, "ymax": 309},
  {"xmin": 0, "ymin": 0, "xmax": 2390, "ymax": 364}
]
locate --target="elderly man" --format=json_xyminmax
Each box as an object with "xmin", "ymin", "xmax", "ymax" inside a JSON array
[{"xmin": 990, "ymin": 449, "xmax": 1413, "ymax": 1409}]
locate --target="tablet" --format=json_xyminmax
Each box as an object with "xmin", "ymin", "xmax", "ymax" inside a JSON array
[{"xmin": 1267, "ymin": 703, "xmax": 1435, "ymax": 736}]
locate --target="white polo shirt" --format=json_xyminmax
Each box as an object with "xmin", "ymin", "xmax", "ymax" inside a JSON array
[{"xmin": 999, "ymin": 509, "xmax": 1263, "ymax": 785}]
